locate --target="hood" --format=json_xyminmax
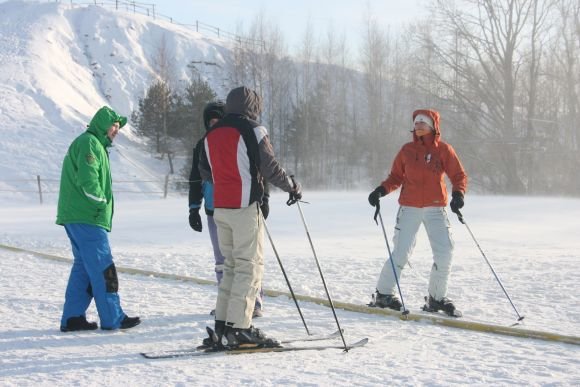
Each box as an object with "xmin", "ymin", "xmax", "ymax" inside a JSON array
[
  {"xmin": 87, "ymin": 106, "xmax": 127, "ymax": 146},
  {"xmin": 225, "ymin": 86, "xmax": 263, "ymax": 121},
  {"xmin": 412, "ymin": 109, "xmax": 441, "ymax": 144}
]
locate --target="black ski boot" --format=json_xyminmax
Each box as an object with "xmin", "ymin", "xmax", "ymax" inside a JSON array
[
  {"xmin": 60, "ymin": 316, "xmax": 98, "ymax": 332},
  {"xmin": 422, "ymin": 295, "xmax": 462, "ymax": 318},
  {"xmin": 201, "ymin": 320, "xmax": 226, "ymax": 349},
  {"xmin": 368, "ymin": 291, "xmax": 402, "ymax": 311},
  {"xmin": 224, "ymin": 326, "xmax": 281, "ymax": 349},
  {"xmin": 120, "ymin": 315, "xmax": 141, "ymax": 329}
]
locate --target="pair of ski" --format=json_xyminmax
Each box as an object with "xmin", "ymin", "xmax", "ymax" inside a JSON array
[{"xmin": 141, "ymin": 329, "xmax": 367, "ymax": 359}]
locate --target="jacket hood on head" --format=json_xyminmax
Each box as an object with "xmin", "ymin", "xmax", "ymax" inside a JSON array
[
  {"xmin": 412, "ymin": 109, "xmax": 441, "ymax": 143},
  {"xmin": 87, "ymin": 106, "xmax": 127, "ymax": 144},
  {"xmin": 225, "ymin": 86, "xmax": 263, "ymax": 120}
]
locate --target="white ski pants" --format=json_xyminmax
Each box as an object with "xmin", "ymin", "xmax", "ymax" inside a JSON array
[
  {"xmin": 214, "ymin": 204, "xmax": 264, "ymax": 329},
  {"xmin": 376, "ymin": 206, "xmax": 455, "ymax": 300}
]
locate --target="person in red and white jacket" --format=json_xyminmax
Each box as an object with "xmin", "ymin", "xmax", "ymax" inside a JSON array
[
  {"xmin": 199, "ymin": 86, "xmax": 302, "ymax": 348},
  {"xmin": 368, "ymin": 109, "xmax": 467, "ymax": 317}
]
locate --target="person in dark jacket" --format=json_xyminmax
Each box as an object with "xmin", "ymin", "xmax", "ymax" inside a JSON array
[
  {"xmin": 56, "ymin": 106, "xmax": 140, "ymax": 331},
  {"xmin": 199, "ymin": 86, "xmax": 302, "ymax": 348},
  {"xmin": 188, "ymin": 101, "xmax": 265, "ymax": 318}
]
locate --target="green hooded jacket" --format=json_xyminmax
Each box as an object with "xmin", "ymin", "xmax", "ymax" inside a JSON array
[{"xmin": 56, "ymin": 106, "xmax": 127, "ymax": 231}]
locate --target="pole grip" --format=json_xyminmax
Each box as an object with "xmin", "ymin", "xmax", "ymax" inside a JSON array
[{"xmin": 454, "ymin": 208, "xmax": 464, "ymax": 224}]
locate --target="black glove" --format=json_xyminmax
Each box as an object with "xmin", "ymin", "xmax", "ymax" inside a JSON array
[
  {"xmin": 368, "ymin": 186, "xmax": 386, "ymax": 207},
  {"xmin": 450, "ymin": 191, "xmax": 464, "ymax": 214},
  {"xmin": 189, "ymin": 208, "xmax": 202, "ymax": 232},
  {"xmin": 260, "ymin": 201, "xmax": 269, "ymax": 219},
  {"xmin": 291, "ymin": 181, "xmax": 302, "ymax": 201},
  {"xmin": 286, "ymin": 177, "xmax": 302, "ymax": 205}
]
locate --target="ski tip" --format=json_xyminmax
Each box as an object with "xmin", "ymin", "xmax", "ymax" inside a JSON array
[
  {"xmin": 347, "ymin": 337, "xmax": 369, "ymax": 347},
  {"xmin": 347, "ymin": 337, "xmax": 369, "ymax": 350},
  {"xmin": 341, "ymin": 338, "xmax": 370, "ymax": 353}
]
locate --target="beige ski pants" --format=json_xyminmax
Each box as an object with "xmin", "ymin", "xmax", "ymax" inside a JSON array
[{"xmin": 213, "ymin": 203, "xmax": 264, "ymax": 328}]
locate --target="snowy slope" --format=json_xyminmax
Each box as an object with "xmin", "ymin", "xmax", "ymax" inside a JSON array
[
  {"xmin": 1, "ymin": 193, "xmax": 579, "ymax": 385},
  {"xmin": 0, "ymin": 1, "xmax": 231, "ymax": 201}
]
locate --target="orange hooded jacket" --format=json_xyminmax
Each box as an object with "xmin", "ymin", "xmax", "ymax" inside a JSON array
[{"xmin": 379, "ymin": 109, "xmax": 467, "ymax": 208}]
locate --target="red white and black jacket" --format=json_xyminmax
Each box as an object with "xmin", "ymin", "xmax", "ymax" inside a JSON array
[{"xmin": 199, "ymin": 114, "xmax": 294, "ymax": 209}]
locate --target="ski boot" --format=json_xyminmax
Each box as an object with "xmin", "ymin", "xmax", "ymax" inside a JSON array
[
  {"xmin": 368, "ymin": 291, "xmax": 402, "ymax": 311},
  {"xmin": 224, "ymin": 325, "xmax": 281, "ymax": 349},
  {"xmin": 200, "ymin": 320, "xmax": 226, "ymax": 350},
  {"xmin": 60, "ymin": 316, "xmax": 98, "ymax": 332},
  {"xmin": 120, "ymin": 315, "xmax": 141, "ymax": 329},
  {"xmin": 422, "ymin": 295, "xmax": 462, "ymax": 318}
]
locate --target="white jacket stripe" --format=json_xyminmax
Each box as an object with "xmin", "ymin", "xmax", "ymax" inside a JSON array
[
  {"xmin": 83, "ymin": 189, "xmax": 106, "ymax": 203},
  {"xmin": 237, "ymin": 137, "xmax": 252, "ymax": 206}
]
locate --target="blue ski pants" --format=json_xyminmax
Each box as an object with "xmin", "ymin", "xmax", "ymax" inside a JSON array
[{"xmin": 60, "ymin": 224, "xmax": 125, "ymax": 329}]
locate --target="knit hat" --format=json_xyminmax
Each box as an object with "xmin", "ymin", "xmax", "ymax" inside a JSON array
[
  {"xmin": 202, "ymin": 101, "xmax": 225, "ymax": 131},
  {"xmin": 413, "ymin": 113, "xmax": 434, "ymax": 129}
]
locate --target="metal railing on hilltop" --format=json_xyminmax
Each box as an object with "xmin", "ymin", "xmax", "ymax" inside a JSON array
[{"xmin": 52, "ymin": 0, "xmax": 265, "ymax": 48}]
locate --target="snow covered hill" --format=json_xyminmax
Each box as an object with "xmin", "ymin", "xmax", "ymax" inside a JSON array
[{"xmin": 0, "ymin": 0, "xmax": 232, "ymax": 202}]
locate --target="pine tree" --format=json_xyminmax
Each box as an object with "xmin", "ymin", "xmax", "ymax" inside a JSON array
[
  {"xmin": 177, "ymin": 76, "xmax": 217, "ymax": 188},
  {"xmin": 131, "ymin": 80, "xmax": 172, "ymax": 154}
]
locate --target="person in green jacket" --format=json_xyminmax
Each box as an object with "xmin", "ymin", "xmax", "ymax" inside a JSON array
[{"xmin": 57, "ymin": 106, "xmax": 140, "ymax": 332}]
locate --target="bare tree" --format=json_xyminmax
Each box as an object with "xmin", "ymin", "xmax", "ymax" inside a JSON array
[
  {"xmin": 555, "ymin": 0, "xmax": 580, "ymax": 149},
  {"xmin": 293, "ymin": 19, "xmax": 316, "ymax": 180},
  {"xmin": 361, "ymin": 10, "xmax": 388, "ymax": 182},
  {"xmin": 416, "ymin": 0, "xmax": 542, "ymax": 193},
  {"xmin": 150, "ymin": 34, "xmax": 177, "ymax": 163}
]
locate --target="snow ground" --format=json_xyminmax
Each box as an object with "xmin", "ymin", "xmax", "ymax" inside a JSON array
[{"xmin": 1, "ymin": 192, "xmax": 579, "ymax": 386}]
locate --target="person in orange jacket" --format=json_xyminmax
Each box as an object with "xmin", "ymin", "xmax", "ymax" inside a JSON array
[{"xmin": 368, "ymin": 109, "xmax": 467, "ymax": 317}]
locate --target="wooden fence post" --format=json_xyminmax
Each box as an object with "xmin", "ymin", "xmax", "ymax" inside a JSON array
[
  {"xmin": 37, "ymin": 175, "xmax": 43, "ymax": 205},
  {"xmin": 168, "ymin": 152, "xmax": 174, "ymax": 174},
  {"xmin": 163, "ymin": 175, "xmax": 169, "ymax": 199}
]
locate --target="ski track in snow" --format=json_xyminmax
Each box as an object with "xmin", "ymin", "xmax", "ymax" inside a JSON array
[{"xmin": 1, "ymin": 192, "xmax": 580, "ymax": 386}]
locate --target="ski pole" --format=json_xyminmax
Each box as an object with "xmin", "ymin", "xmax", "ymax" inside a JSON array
[
  {"xmin": 455, "ymin": 209, "xmax": 524, "ymax": 322},
  {"xmin": 292, "ymin": 200, "xmax": 349, "ymax": 351},
  {"xmin": 263, "ymin": 218, "xmax": 311, "ymax": 335},
  {"xmin": 375, "ymin": 205, "xmax": 410, "ymax": 316}
]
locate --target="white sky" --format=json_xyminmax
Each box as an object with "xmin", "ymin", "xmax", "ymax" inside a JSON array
[{"xmin": 154, "ymin": 0, "xmax": 429, "ymax": 53}]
